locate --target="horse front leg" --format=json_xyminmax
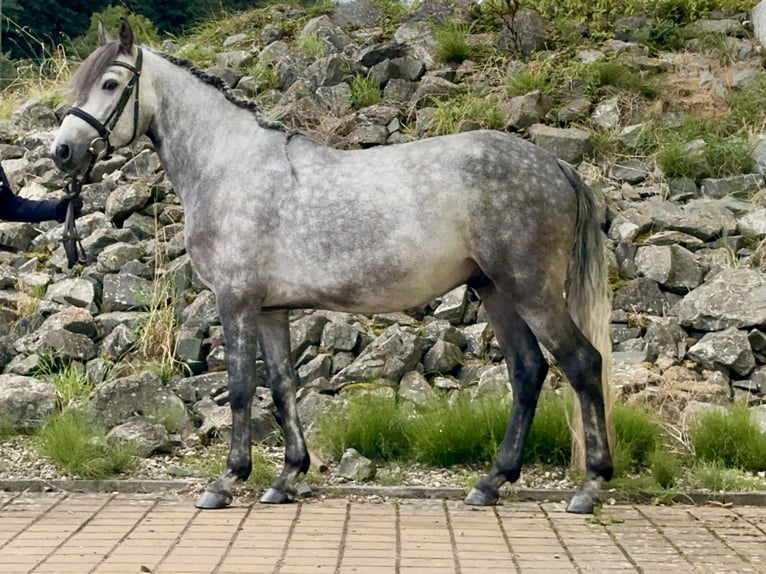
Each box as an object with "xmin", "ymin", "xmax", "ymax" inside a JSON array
[
  {"xmin": 196, "ymin": 308, "xmax": 259, "ymax": 509},
  {"xmin": 257, "ymin": 310, "xmax": 310, "ymax": 504}
]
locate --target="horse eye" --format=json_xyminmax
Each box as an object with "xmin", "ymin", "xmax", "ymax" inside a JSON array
[{"xmin": 102, "ymin": 79, "xmax": 118, "ymax": 91}]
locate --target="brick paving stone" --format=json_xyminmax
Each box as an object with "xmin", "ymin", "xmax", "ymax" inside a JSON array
[{"xmin": 4, "ymin": 494, "xmax": 766, "ymax": 573}]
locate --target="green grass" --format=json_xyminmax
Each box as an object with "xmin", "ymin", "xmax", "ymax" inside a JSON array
[
  {"xmin": 349, "ymin": 74, "xmax": 382, "ymax": 109},
  {"xmin": 37, "ymin": 410, "xmax": 137, "ymax": 479},
  {"xmin": 434, "ymin": 21, "xmax": 473, "ymax": 64},
  {"xmin": 298, "ymin": 33, "xmax": 328, "ymax": 59},
  {"xmin": 687, "ymin": 460, "xmax": 765, "ymax": 491},
  {"xmin": 649, "ymin": 449, "xmax": 684, "ymax": 489},
  {"xmin": 505, "ymin": 69, "xmax": 552, "ymax": 97},
  {"xmin": 34, "ymin": 355, "xmax": 94, "ymax": 409},
  {"xmin": 584, "ymin": 61, "xmax": 657, "ymax": 100},
  {"xmin": 689, "ymin": 403, "xmax": 766, "ymax": 472},
  {"xmin": 431, "ymin": 93, "xmax": 505, "ymax": 135},
  {"xmin": 184, "ymin": 442, "xmax": 277, "ymax": 487},
  {"xmin": 612, "ymin": 402, "xmax": 664, "ymax": 476},
  {"xmin": 313, "ymin": 393, "xmax": 408, "ymax": 460},
  {"xmin": 405, "ymin": 395, "xmax": 510, "ymax": 466},
  {"xmin": 523, "ymin": 393, "xmax": 571, "ymax": 466}
]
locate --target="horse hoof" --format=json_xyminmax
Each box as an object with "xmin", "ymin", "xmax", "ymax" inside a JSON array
[
  {"xmin": 565, "ymin": 492, "xmax": 596, "ymax": 514},
  {"xmin": 195, "ymin": 489, "xmax": 233, "ymax": 509},
  {"xmin": 260, "ymin": 487, "xmax": 295, "ymax": 504},
  {"xmin": 464, "ymin": 486, "xmax": 499, "ymax": 506}
]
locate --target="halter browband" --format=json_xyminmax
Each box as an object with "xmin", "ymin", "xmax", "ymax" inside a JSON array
[{"xmin": 66, "ymin": 47, "xmax": 143, "ymax": 160}]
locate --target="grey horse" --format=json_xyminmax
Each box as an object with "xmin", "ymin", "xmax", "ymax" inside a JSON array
[{"xmin": 51, "ymin": 20, "xmax": 613, "ymax": 514}]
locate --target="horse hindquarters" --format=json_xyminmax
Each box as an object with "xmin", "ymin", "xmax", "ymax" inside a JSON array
[{"xmin": 467, "ymin": 162, "xmax": 612, "ymax": 514}]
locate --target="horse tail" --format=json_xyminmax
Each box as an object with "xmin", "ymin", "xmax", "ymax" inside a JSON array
[{"xmin": 557, "ymin": 159, "xmax": 614, "ymax": 467}]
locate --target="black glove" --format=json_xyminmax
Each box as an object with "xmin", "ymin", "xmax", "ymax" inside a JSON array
[{"xmin": 55, "ymin": 196, "xmax": 83, "ymax": 223}]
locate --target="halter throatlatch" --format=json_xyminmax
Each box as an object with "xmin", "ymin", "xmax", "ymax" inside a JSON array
[
  {"xmin": 65, "ymin": 47, "xmax": 143, "ymax": 161},
  {"xmin": 60, "ymin": 48, "xmax": 143, "ymax": 268}
]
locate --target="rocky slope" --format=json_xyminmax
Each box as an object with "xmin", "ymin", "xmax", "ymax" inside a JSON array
[{"xmin": 0, "ymin": 0, "xmax": 766, "ymax": 466}]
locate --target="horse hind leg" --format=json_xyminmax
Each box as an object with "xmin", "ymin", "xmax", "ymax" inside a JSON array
[
  {"xmin": 515, "ymin": 290, "xmax": 613, "ymax": 514},
  {"xmin": 465, "ymin": 284, "xmax": 549, "ymax": 506}
]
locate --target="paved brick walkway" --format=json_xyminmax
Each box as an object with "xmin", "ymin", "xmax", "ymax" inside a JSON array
[{"xmin": 1, "ymin": 493, "xmax": 765, "ymax": 573}]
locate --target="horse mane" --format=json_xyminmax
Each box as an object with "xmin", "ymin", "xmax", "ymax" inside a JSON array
[
  {"xmin": 70, "ymin": 41, "xmax": 291, "ymax": 134},
  {"xmin": 154, "ymin": 50, "xmax": 291, "ymax": 134}
]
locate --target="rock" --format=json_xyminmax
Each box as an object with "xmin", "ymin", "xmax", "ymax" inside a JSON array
[
  {"xmin": 88, "ymin": 371, "xmax": 188, "ymax": 430},
  {"xmin": 556, "ymin": 97, "xmax": 591, "ymax": 125},
  {"xmin": 433, "ymin": 285, "xmax": 468, "ymax": 324},
  {"xmin": 297, "ymin": 391, "xmax": 339, "ymax": 434},
  {"xmin": 422, "ymin": 340, "xmax": 463, "ymax": 375},
  {"xmin": 298, "ymin": 354, "xmax": 333, "ymax": 386},
  {"xmin": 738, "ymin": 208, "xmax": 766, "ymax": 238},
  {"xmin": 105, "ymin": 184, "xmax": 152, "ymax": 223},
  {"xmin": 675, "ymin": 268, "xmax": 766, "ymax": 330},
  {"xmin": 688, "ymin": 327, "xmax": 755, "ymax": 377},
  {"xmin": 644, "ymin": 318, "xmax": 687, "ymax": 363},
  {"xmin": 44, "ymin": 278, "xmax": 97, "ymax": 310},
  {"xmin": 330, "ymin": 325, "xmax": 423, "ymax": 388},
  {"xmin": 419, "ymin": 319, "xmax": 467, "ymax": 350},
  {"xmin": 174, "ymin": 372, "xmax": 229, "ymax": 403},
  {"xmin": 338, "ymin": 447, "xmax": 376, "ymax": 481},
  {"xmin": 14, "ymin": 329, "xmax": 96, "ymax": 362},
  {"xmin": 613, "ymin": 277, "xmax": 667, "ymax": 316},
  {"xmin": 106, "ymin": 418, "xmax": 173, "ymax": 457},
  {"xmin": 99, "ymin": 323, "xmax": 136, "ymax": 359},
  {"xmin": 174, "ymin": 327, "xmax": 206, "ymax": 375},
  {"xmin": 96, "ymin": 242, "xmax": 145, "ymax": 273},
  {"xmin": 753, "ymin": 137, "xmax": 766, "ymax": 175},
  {"xmin": 527, "ymin": 124, "xmax": 592, "ymax": 164},
  {"xmin": 592, "ymin": 96, "xmax": 620, "ymax": 130},
  {"xmin": 497, "ymin": 8, "xmax": 549, "ymax": 56},
  {"xmin": 503, "ymin": 91, "xmax": 546, "ymax": 130},
  {"xmin": 700, "ymin": 174, "xmax": 764, "ymax": 199},
  {"xmin": 102, "ymin": 274, "xmax": 153, "ymax": 312},
  {"xmin": 398, "ymin": 370, "xmax": 436, "ymax": 406},
  {"xmin": 332, "ymin": 0, "xmax": 385, "ymax": 28},
  {"xmin": 290, "ymin": 314, "xmax": 330, "ymax": 360},
  {"xmin": 0, "ymin": 374, "xmax": 57, "ymax": 430},
  {"xmin": 0, "ymin": 222, "xmax": 40, "ymax": 251},
  {"xmin": 461, "ymin": 323, "xmax": 492, "ymax": 357},
  {"xmin": 180, "ymin": 290, "xmax": 219, "ymax": 329},
  {"xmin": 634, "ymin": 245, "xmax": 703, "ymax": 293},
  {"xmin": 472, "ymin": 364, "xmax": 512, "ymax": 399}
]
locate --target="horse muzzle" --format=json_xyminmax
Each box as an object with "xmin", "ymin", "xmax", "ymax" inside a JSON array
[{"xmin": 50, "ymin": 135, "xmax": 101, "ymax": 175}]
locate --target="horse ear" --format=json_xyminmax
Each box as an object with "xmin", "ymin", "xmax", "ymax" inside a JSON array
[
  {"xmin": 118, "ymin": 18, "xmax": 135, "ymax": 55},
  {"xmin": 97, "ymin": 21, "xmax": 112, "ymax": 47}
]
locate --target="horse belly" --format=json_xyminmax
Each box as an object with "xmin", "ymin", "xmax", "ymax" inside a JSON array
[{"xmin": 266, "ymin": 256, "xmax": 478, "ymax": 314}]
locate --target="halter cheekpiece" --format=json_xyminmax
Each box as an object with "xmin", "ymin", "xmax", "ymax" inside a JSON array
[{"xmin": 65, "ymin": 47, "xmax": 143, "ymax": 160}]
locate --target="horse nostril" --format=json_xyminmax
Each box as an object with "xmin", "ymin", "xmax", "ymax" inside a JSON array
[{"xmin": 56, "ymin": 143, "xmax": 71, "ymax": 163}]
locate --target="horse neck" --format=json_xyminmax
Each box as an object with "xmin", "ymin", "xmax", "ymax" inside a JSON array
[{"xmin": 144, "ymin": 52, "xmax": 284, "ymax": 204}]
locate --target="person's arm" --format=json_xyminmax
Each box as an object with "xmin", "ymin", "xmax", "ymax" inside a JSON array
[{"xmin": 0, "ymin": 162, "xmax": 68, "ymax": 223}]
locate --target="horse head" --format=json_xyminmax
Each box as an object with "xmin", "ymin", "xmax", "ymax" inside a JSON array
[{"xmin": 51, "ymin": 20, "xmax": 153, "ymax": 174}]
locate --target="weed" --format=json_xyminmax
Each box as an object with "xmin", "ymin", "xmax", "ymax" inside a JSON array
[
  {"xmin": 434, "ymin": 21, "xmax": 473, "ymax": 64},
  {"xmin": 585, "ymin": 61, "xmax": 657, "ymax": 100},
  {"xmin": 613, "ymin": 402, "xmax": 663, "ymax": 474},
  {"xmin": 506, "ymin": 69, "xmax": 550, "ymax": 97},
  {"xmin": 37, "ymin": 410, "xmax": 136, "ymax": 479},
  {"xmin": 689, "ymin": 402, "xmax": 766, "ymax": 472},
  {"xmin": 431, "ymin": 93, "xmax": 505, "ymax": 135},
  {"xmin": 242, "ymin": 55, "xmax": 281, "ymax": 91},
  {"xmin": 349, "ymin": 74, "xmax": 382, "ymax": 109},
  {"xmin": 687, "ymin": 460, "xmax": 764, "ymax": 491},
  {"xmin": 649, "ymin": 449, "xmax": 683, "ymax": 488},
  {"xmin": 136, "ymin": 271, "xmax": 182, "ymax": 381},
  {"xmin": 298, "ymin": 33, "xmax": 328, "ymax": 59}
]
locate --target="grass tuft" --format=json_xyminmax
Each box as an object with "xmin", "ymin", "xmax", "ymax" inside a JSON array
[
  {"xmin": 37, "ymin": 410, "xmax": 137, "ymax": 479},
  {"xmin": 349, "ymin": 74, "xmax": 382, "ymax": 109},
  {"xmin": 434, "ymin": 21, "xmax": 473, "ymax": 64},
  {"xmin": 689, "ymin": 403, "xmax": 766, "ymax": 473}
]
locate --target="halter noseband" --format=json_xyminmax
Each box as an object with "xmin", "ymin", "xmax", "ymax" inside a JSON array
[{"xmin": 66, "ymin": 47, "xmax": 143, "ymax": 160}]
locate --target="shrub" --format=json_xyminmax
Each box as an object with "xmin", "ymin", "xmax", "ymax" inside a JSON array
[
  {"xmin": 689, "ymin": 403, "xmax": 766, "ymax": 472},
  {"xmin": 69, "ymin": 7, "xmax": 159, "ymax": 59},
  {"xmin": 37, "ymin": 410, "xmax": 137, "ymax": 478}
]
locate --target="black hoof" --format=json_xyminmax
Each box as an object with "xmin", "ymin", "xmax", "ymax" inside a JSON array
[
  {"xmin": 260, "ymin": 487, "xmax": 295, "ymax": 504},
  {"xmin": 565, "ymin": 492, "xmax": 596, "ymax": 514},
  {"xmin": 195, "ymin": 489, "xmax": 233, "ymax": 509},
  {"xmin": 464, "ymin": 486, "xmax": 499, "ymax": 506}
]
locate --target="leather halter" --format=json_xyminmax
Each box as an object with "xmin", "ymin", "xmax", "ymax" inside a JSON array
[{"xmin": 65, "ymin": 47, "xmax": 143, "ymax": 160}]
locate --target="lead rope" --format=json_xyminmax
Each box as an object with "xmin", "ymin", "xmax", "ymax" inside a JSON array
[{"xmin": 62, "ymin": 152, "xmax": 96, "ymax": 268}]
